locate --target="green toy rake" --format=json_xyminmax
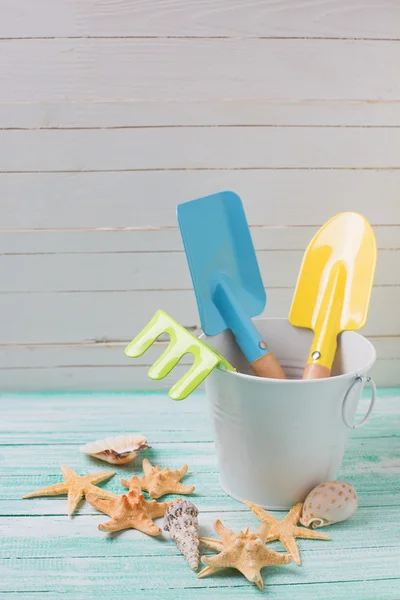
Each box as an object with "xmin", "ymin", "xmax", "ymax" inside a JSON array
[{"xmin": 125, "ymin": 310, "xmax": 235, "ymax": 400}]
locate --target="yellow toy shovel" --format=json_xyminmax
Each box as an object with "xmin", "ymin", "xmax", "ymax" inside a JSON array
[
  {"xmin": 289, "ymin": 212, "xmax": 377, "ymax": 380},
  {"xmin": 125, "ymin": 310, "xmax": 236, "ymax": 400}
]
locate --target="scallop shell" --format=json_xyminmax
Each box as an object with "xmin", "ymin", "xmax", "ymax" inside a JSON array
[
  {"xmin": 164, "ymin": 499, "xmax": 200, "ymax": 570},
  {"xmin": 300, "ymin": 480, "xmax": 358, "ymax": 528},
  {"xmin": 80, "ymin": 434, "xmax": 150, "ymax": 465}
]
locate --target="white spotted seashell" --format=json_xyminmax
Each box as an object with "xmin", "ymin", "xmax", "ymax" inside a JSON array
[
  {"xmin": 80, "ymin": 434, "xmax": 150, "ymax": 465},
  {"xmin": 164, "ymin": 499, "xmax": 200, "ymax": 570},
  {"xmin": 300, "ymin": 480, "xmax": 358, "ymax": 528}
]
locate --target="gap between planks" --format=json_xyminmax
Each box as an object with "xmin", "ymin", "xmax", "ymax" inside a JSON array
[
  {"xmin": 3, "ymin": 124, "xmax": 400, "ymax": 131},
  {"xmin": 2, "ymin": 36, "xmax": 400, "ymax": 41}
]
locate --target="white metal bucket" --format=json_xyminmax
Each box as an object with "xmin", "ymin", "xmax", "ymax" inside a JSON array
[{"xmin": 201, "ymin": 318, "xmax": 377, "ymax": 509}]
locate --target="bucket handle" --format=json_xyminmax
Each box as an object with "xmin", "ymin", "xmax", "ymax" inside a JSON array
[{"xmin": 342, "ymin": 375, "xmax": 377, "ymax": 429}]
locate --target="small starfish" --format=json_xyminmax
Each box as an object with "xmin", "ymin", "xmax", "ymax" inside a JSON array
[
  {"xmin": 122, "ymin": 458, "xmax": 195, "ymax": 499},
  {"xmin": 86, "ymin": 476, "xmax": 176, "ymax": 535},
  {"xmin": 22, "ymin": 466, "xmax": 115, "ymax": 516},
  {"xmin": 244, "ymin": 500, "xmax": 331, "ymax": 565},
  {"xmin": 198, "ymin": 519, "xmax": 291, "ymax": 590}
]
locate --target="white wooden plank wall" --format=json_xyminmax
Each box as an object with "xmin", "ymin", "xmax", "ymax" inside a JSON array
[{"xmin": 0, "ymin": 0, "xmax": 399, "ymax": 391}]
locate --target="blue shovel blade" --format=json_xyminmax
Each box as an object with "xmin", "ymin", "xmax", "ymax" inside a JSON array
[{"xmin": 177, "ymin": 191, "xmax": 266, "ymax": 347}]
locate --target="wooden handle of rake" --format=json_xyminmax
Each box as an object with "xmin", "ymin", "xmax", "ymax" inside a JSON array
[
  {"xmin": 302, "ymin": 363, "xmax": 331, "ymax": 379},
  {"xmin": 251, "ymin": 352, "xmax": 287, "ymax": 379}
]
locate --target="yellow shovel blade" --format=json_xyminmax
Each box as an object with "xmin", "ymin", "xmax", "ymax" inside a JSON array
[{"xmin": 289, "ymin": 212, "xmax": 377, "ymax": 374}]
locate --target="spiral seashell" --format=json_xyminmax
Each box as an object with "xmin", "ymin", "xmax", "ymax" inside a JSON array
[
  {"xmin": 300, "ymin": 480, "xmax": 358, "ymax": 528},
  {"xmin": 164, "ymin": 499, "xmax": 200, "ymax": 570}
]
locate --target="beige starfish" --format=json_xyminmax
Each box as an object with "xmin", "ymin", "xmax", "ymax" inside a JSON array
[
  {"xmin": 122, "ymin": 458, "xmax": 195, "ymax": 499},
  {"xmin": 22, "ymin": 466, "xmax": 115, "ymax": 516},
  {"xmin": 244, "ymin": 500, "xmax": 330, "ymax": 565},
  {"xmin": 86, "ymin": 476, "xmax": 176, "ymax": 535},
  {"xmin": 198, "ymin": 519, "xmax": 291, "ymax": 590}
]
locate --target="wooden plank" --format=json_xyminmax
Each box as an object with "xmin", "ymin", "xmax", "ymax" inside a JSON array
[
  {"xmin": 2, "ymin": 462, "xmax": 400, "ymax": 509},
  {"xmin": 1, "ymin": 225, "xmax": 400, "ymax": 254},
  {"xmin": 1, "ymin": 248, "xmax": 398, "ymax": 292},
  {"xmin": 0, "ymin": 336, "xmax": 396, "ymax": 367},
  {"xmin": 370, "ymin": 359, "xmax": 400, "ymax": 387},
  {"xmin": 1, "ymin": 392, "xmax": 397, "ymax": 438},
  {"xmin": 1, "ymin": 546, "xmax": 399, "ymax": 592},
  {"xmin": 0, "ymin": 398, "xmax": 397, "ymax": 443},
  {"xmin": 0, "ymin": 434, "xmax": 397, "ymax": 479},
  {"xmin": 1, "ymin": 389, "xmax": 396, "ymax": 415},
  {"xmin": 3, "ymin": 460, "xmax": 400, "ymax": 512},
  {"xmin": 2, "ymin": 362, "xmax": 399, "ymax": 392},
  {"xmin": 2, "ymin": 170, "xmax": 400, "ymax": 229},
  {"xmin": 1, "ymin": 445, "xmax": 399, "ymax": 508},
  {"xmin": 0, "ymin": 581, "xmax": 399, "ymax": 600},
  {"xmin": 1, "ymin": 39, "xmax": 399, "ymax": 103},
  {"xmin": 1, "ymin": 0, "xmax": 399, "ymax": 39},
  {"xmin": 0, "ymin": 380, "xmax": 399, "ymax": 600},
  {"xmin": 0, "ymin": 340, "xmax": 398, "ymax": 389},
  {"xmin": 1, "ymin": 581, "xmax": 398, "ymax": 600},
  {"xmin": 2, "ymin": 127, "xmax": 400, "ymax": 171},
  {"xmin": 1, "ymin": 386, "xmax": 399, "ymax": 597},
  {"xmin": 0, "ymin": 287, "xmax": 399, "ymax": 344},
  {"xmin": 0, "ymin": 507, "xmax": 398, "ymax": 559},
  {"xmin": 0, "ymin": 365, "xmax": 190, "ymax": 392},
  {"xmin": 2, "ymin": 100, "xmax": 400, "ymax": 129},
  {"xmin": 0, "ymin": 362, "xmax": 397, "ymax": 390},
  {"xmin": 1, "ymin": 392, "xmax": 398, "ymax": 443}
]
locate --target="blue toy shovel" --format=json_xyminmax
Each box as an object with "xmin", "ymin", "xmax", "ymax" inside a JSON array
[{"xmin": 177, "ymin": 191, "xmax": 286, "ymax": 379}]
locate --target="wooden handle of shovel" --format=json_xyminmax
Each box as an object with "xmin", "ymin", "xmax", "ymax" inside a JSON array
[
  {"xmin": 303, "ymin": 363, "xmax": 331, "ymax": 380},
  {"xmin": 250, "ymin": 352, "xmax": 287, "ymax": 379}
]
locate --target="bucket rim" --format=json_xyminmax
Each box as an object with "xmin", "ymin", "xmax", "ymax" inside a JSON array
[{"xmin": 201, "ymin": 317, "xmax": 377, "ymax": 385}]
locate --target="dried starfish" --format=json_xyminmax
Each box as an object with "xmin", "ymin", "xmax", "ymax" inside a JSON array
[
  {"xmin": 22, "ymin": 466, "xmax": 115, "ymax": 516},
  {"xmin": 244, "ymin": 500, "xmax": 331, "ymax": 565},
  {"xmin": 198, "ymin": 519, "xmax": 291, "ymax": 590},
  {"xmin": 122, "ymin": 458, "xmax": 195, "ymax": 499},
  {"xmin": 86, "ymin": 476, "xmax": 176, "ymax": 535}
]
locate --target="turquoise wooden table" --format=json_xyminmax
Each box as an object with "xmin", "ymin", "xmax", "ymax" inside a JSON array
[{"xmin": 1, "ymin": 389, "xmax": 400, "ymax": 599}]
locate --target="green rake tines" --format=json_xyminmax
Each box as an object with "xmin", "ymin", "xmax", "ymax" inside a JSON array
[{"xmin": 124, "ymin": 310, "xmax": 235, "ymax": 400}]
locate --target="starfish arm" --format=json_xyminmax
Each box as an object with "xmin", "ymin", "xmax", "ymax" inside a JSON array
[
  {"xmin": 142, "ymin": 458, "xmax": 154, "ymax": 477},
  {"xmin": 60, "ymin": 466, "xmax": 76, "ymax": 479},
  {"xmin": 264, "ymin": 530, "xmax": 280, "ymax": 543},
  {"xmin": 23, "ymin": 482, "xmax": 68, "ymax": 499},
  {"xmin": 172, "ymin": 481, "xmax": 195, "ymax": 495},
  {"xmin": 239, "ymin": 565, "xmax": 264, "ymax": 590},
  {"xmin": 171, "ymin": 464, "xmax": 188, "ymax": 480},
  {"xmin": 243, "ymin": 500, "xmax": 276, "ymax": 526},
  {"xmin": 98, "ymin": 516, "xmax": 130, "ymax": 533},
  {"xmin": 280, "ymin": 532, "xmax": 301, "ymax": 566},
  {"xmin": 199, "ymin": 537, "xmax": 225, "ymax": 551},
  {"xmin": 131, "ymin": 513, "xmax": 161, "ymax": 536},
  {"xmin": 85, "ymin": 493, "xmax": 116, "ymax": 517},
  {"xmin": 259, "ymin": 545, "xmax": 291, "ymax": 566},
  {"xmin": 254, "ymin": 573, "xmax": 264, "ymax": 591},
  {"xmin": 120, "ymin": 476, "xmax": 141, "ymax": 495},
  {"xmin": 256, "ymin": 520, "xmax": 270, "ymax": 544},
  {"xmin": 129, "ymin": 476, "xmax": 142, "ymax": 495},
  {"xmin": 214, "ymin": 519, "xmax": 236, "ymax": 544},
  {"xmin": 145, "ymin": 498, "xmax": 174, "ymax": 519},
  {"xmin": 201, "ymin": 549, "xmax": 238, "ymax": 569},
  {"xmin": 86, "ymin": 471, "xmax": 115, "ymax": 486},
  {"xmin": 87, "ymin": 484, "xmax": 117, "ymax": 500},
  {"xmin": 197, "ymin": 565, "xmax": 220, "ymax": 579},
  {"xmin": 283, "ymin": 503, "xmax": 303, "ymax": 527},
  {"xmin": 293, "ymin": 526, "xmax": 331, "ymax": 541},
  {"xmin": 146, "ymin": 487, "xmax": 161, "ymax": 499},
  {"xmin": 138, "ymin": 475, "xmax": 151, "ymax": 493},
  {"xmin": 67, "ymin": 486, "xmax": 85, "ymax": 516}
]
